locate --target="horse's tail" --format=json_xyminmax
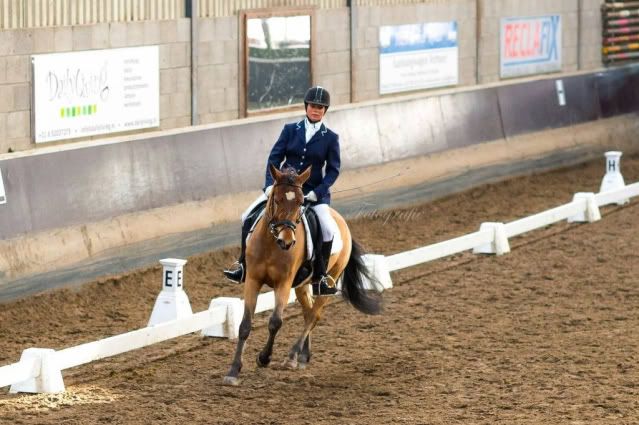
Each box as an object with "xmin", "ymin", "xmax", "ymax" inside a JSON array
[{"xmin": 340, "ymin": 239, "xmax": 383, "ymax": 315}]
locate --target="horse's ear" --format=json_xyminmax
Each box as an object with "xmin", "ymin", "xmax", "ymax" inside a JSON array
[
  {"xmin": 299, "ymin": 165, "xmax": 312, "ymax": 185},
  {"xmin": 269, "ymin": 163, "xmax": 281, "ymax": 181}
]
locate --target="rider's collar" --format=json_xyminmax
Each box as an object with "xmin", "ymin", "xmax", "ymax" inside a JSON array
[{"xmin": 305, "ymin": 116, "xmax": 322, "ymax": 128}]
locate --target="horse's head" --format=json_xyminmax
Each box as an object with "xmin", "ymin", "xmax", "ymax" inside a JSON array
[{"xmin": 267, "ymin": 164, "xmax": 311, "ymax": 250}]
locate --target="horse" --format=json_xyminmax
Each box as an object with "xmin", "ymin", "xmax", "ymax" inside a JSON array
[{"xmin": 223, "ymin": 164, "xmax": 383, "ymax": 385}]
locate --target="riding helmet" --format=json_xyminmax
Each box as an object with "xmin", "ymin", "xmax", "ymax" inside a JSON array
[{"xmin": 304, "ymin": 86, "xmax": 330, "ymax": 109}]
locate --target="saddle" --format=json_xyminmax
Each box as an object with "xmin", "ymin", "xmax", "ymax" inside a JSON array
[{"xmin": 245, "ymin": 201, "xmax": 323, "ymax": 288}]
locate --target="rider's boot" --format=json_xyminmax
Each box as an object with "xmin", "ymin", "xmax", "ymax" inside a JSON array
[
  {"xmin": 312, "ymin": 239, "xmax": 338, "ymax": 296},
  {"xmin": 223, "ymin": 219, "xmax": 251, "ymax": 283}
]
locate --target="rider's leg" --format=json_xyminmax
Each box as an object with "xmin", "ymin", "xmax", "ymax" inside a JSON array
[
  {"xmin": 310, "ymin": 203, "xmax": 339, "ymax": 296},
  {"xmin": 223, "ymin": 193, "xmax": 268, "ymax": 283}
]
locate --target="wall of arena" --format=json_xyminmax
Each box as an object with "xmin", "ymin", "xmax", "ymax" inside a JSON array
[
  {"xmin": 0, "ymin": 65, "xmax": 638, "ymax": 283},
  {"xmin": 0, "ymin": 0, "xmax": 634, "ymax": 285},
  {"xmin": 0, "ymin": 0, "xmax": 603, "ymax": 153}
]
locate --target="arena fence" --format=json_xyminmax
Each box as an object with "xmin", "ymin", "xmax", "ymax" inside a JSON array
[{"xmin": 0, "ymin": 152, "xmax": 637, "ymax": 393}]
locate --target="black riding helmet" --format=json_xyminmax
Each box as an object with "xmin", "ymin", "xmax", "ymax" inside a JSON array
[{"xmin": 304, "ymin": 86, "xmax": 330, "ymax": 110}]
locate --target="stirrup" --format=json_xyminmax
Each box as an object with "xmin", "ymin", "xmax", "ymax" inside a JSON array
[
  {"xmin": 312, "ymin": 275, "xmax": 338, "ymax": 296},
  {"xmin": 223, "ymin": 261, "xmax": 245, "ymax": 283}
]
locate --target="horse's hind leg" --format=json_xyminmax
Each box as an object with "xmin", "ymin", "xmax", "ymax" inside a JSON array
[
  {"xmin": 285, "ymin": 288, "xmax": 330, "ymax": 369},
  {"xmin": 223, "ymin": 279, "xmax": 260, "ymax": 386},
  {"xmin": 298, "ymin": 335, "xmax": 311, "ymax": 368},
  {"xmin": 257, "ymin": 284, "xmax": 292, "ymax": 367}
]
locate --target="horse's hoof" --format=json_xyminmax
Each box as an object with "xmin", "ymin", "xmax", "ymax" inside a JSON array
[
  {"xmin": 256, "ymin": 354, "xmax": 271, "ymax": 368},
  {"xmin": 299, "ymin": 354, "xmax": 311, "ymax": 365},
  {"xmin": 297, "ymin": 361, "xmax": 308, "ymax": 370},
  {"xmin": 223, "ymin": 376, "xmax": 240, "ymax": 386},
  {"xmin": 282, "ymin": 358, "xmax": 298, "ymax": 370}
]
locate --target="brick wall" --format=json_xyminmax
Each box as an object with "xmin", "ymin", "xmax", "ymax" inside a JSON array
[
  {"xmin": 197, "ymin": 16, "xmax": 239, "ymax": 124},
  {"xmin": 579, "ymin": 0, "xmax": 603, "ymax": 71},
  {"xmin": 0, "ymin": 2, "xmax": 610, "ymax": 153},
  {"xmin": 477, "ymin": 0, "xmax": 587, "ymax": 84},
  {"xmin": 0, "ymin": 19, "xmax": 191, "ymax": 153},
  {"xmin": 352, "ymin": 0, "xmax": 478, "ymax": 102},
  {"xmin": 314, "ymin": 8, "xmax": 352, "ymax": 106}
]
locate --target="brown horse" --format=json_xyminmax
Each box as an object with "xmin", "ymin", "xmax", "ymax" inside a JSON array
[{"xmin": 223, "ymin": 164, "xmax": 383, "ymax": 385}]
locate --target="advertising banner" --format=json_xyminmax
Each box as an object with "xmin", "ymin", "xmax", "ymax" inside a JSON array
[
  {"xmin": 379, "ymin": 21, "xmax": 458, "ymax": 95},
  {"xmin": 32, "ymin": 46, "xmax": 159, "ymax": 143},
  {"xmin": 500, "ymin": 15, "xmax": 562, "ymax": 78}
]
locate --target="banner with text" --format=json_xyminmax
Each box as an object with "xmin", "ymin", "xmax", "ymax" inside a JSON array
[
  {"xmin": 32, "ymin": 46, "xmax": 159, "ymax": 143},
  {"xmin": 379, "ymin": 21, "xmax": 458, "ymax": 95},
  {"xmin": 500, "ymin": 15, "xmax": 562, "ymax": 79}
]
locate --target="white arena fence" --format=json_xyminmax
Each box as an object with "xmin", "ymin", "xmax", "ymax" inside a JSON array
[{"xmin": 0, "ymin": 152, "xmax": 637, "ymax": 393}]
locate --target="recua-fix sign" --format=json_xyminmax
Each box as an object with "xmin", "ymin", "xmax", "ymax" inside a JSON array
[{"xmin": 500, "ymin": 15, "xmax": 562, "ymax": 78}]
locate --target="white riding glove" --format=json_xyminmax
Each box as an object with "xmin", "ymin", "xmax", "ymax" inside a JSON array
[
  {"xmin": 264, "ymin": 185, "xmax": 273, "ymax": 196},
  {"xmin": 305, "ymin": 191, "xmax": 318, "ymax": 202}
]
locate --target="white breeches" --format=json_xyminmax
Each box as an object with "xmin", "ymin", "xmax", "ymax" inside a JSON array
[
  {"xmin": 310, "ymin": 203, "xmax": 337, "ymax": 242},
  {"xmin": 314, "ymin": 204, "xmax": 343, "ymax": 254}
]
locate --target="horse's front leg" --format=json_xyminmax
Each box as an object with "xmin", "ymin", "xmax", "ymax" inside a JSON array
[
  {"xmin": 223, "ymin": 278, "xmax": 260, "ymax": 386},
  {"xmin": 257, "ymin": 282, "xmax": 293, "ymax": 367},
  {"xmin": 284, "ymin": 286, "xmax": 330, "ymax": 369}
]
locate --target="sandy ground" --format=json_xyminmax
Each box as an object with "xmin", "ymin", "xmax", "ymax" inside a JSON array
[{"xmin": 1, "ymin": 154, "xmax": 638, "ymax": 424}]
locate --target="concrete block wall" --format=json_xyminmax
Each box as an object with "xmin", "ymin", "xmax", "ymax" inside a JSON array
[
  {"xmin": 2, "ymin": 67, "xmax": 638, "ymax": 282},
  {"xmin": 0, "ymin": 2, "xmax": 612, "ymax": 153},
  {"xmin": 477, "ymin": 0, "xmax": 585, "ymax": 84},
  {"xmin": 314, "ymin": 8, "xmax": 352, "ymax": 106},
  {"xmin": 197, "ymin": 16, "xmax": 239, "ymax": 124},
  {"xmin": 0, "ymin": 19, "xmax": 192, "ymax": 153},
  {"xmin": 352, "ymin": 0, "xmax": 478, "ymax": 102},
  {"xmin": 579, "ymin": 0, "xmax": 603, "ymax": 71}
]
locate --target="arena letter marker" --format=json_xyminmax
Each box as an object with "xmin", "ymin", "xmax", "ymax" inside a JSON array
[
  {"xmin": 148, "ymin": 258, "xmax": 193, "ymax": 326},
  {"xmin": 600, "ymin": 151, "xmax": 628, "ymax": 205}
]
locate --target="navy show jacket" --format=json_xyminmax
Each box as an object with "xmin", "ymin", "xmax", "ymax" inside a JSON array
[{"xmin": 264, "ymin": 119, "xmax": 341, "ymax": 205}]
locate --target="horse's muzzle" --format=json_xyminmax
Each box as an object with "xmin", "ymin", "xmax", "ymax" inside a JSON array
[{"xmin": 277, "ymin": 238, "xmax": 296, "ymax": 250}]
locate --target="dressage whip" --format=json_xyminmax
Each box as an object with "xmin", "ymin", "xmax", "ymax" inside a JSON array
[{"xmin": 332, "ymin": 171, "xmax": 404, "ymax": 194}]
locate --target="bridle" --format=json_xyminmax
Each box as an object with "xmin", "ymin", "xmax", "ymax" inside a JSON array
[{"xmin": 267, "ymin": 182, "xmax": 307, "ymax": 239}]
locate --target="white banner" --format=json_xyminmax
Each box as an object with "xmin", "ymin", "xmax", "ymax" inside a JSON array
[
  {"xmin": 32, "ymin": 46, "xmax": 159, "ymax": 143},
  {"xmin": 500, "ymin": 15, "xmax": 562, "ymax": 78},
  {"xmin": 379, "ymin": 22, "xmax": 458, "ymax": 95}
]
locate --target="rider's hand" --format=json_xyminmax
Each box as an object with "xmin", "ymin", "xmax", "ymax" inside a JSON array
[
  {"xmin": 264, "ymin": 185, "xmax": 273, "ymax": 196},
  {"xmin": 305, "ymin": 191, "xmax": 318, "ymax": 202}
]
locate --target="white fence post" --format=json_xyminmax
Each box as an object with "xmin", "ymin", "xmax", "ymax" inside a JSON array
[
  {"xmin": 568, "ymin": 192, "xmax": 601, "ymax": 223},
  {"xmin": 473, "ymin": 222, "xmax": 510, "ymax": 255},
  {"xmin": 9, "ymin": 348, "xmax": 64, "ymax": 394},
  {"xmin": 201, "ymin": 297, "xmax": 244, "ymax": 339},
  {"xmin": 361, "ymin": 254, "xmax": 393, "ymax": 290},
  {"xmin": 148, "ymin": 259, "xmax": 193, "ymax": 326},
  {"xmin": 600, "ymin": 151, "xmax": 628, "ymax": 205}
]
